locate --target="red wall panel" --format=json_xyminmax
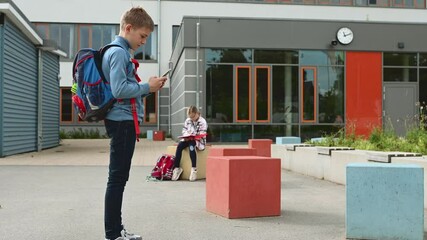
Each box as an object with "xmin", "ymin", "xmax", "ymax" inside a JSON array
[{"xmin": 346, "ymin": 52, "xmax": 382, "ymax": 137}]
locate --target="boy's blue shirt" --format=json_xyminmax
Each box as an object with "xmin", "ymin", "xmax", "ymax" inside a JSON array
[{"xmin": 102, "ymin": 36, "xmax": 150, "ymax": 122}]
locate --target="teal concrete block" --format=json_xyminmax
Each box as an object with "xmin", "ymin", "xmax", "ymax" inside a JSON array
[
  {"xmin": 276, "ymin": 136, "xmax": 301, "ymax": 144},
  {"xmin": 346, "ymin": 163, "xmax": 424, "ymax": 240},
  {"xmin": 147, "ymin": 130, "xmax": 153, "ymax": 140}
]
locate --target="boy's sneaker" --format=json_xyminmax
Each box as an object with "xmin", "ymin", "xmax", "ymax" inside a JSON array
[
  {"xmin": 189, "ymin": 168, "xmax": 197, "ymax": 181},
  {"xmin": 120, "ymin": 227, "xmax": 142, "ymax": 240},
  {"xmin": 172, "ymin": 167, "xmax": 183, "ymax": 181},
  {"xmin": 105, "ymin": 237, "xmax": 125, "ymax": 240}
]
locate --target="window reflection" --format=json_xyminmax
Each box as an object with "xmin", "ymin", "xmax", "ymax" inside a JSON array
[
  {"xmin": 302, "ymin": 68, "xmax": 316, "ymax": 122},
  {"xmin": 34, "ymin": 23, "xmax": 121, "ymax": 60},
  {"xmin": 419, "ymin": 69, "xmax": 427, "ymax": 105},
  {"xmin": 254, "ymin": 50, "xmax": 298, "ymax": 64},
  {"xmin": 272, "ymin": 66, "xmax": 299, "ymax": 124},
  {"xmin": 79, "ymin": 25, "xmax": 90, "ymax": 49},
  {"xmin": 206, "ymin": 64, "xmax": 233, "ymax": 123},
  {"xmin": 237, "ymin": 67, "xmax": 251, "ymax": 122},
  {"xmin": 61, "ymin": 88, "xmax": 72, "ymax": 122},
  {"xmin": 420, "ymin": 53, "xmax": 427, "ymax": 67},
  {"xmin": 204, "ymin": 48, "xmax": 346, "ymax": 141},
  {"xmin": 300, "ymin": 50, "xmax": 344, "ymax": 66},
  {"xmin": 254, "ymin": 125, "xmax": 299, "ymax": 140},
  {"xmin": 384, "ymin": 68, "xmax": 417, "ymax": 82},
  {"xmin": 207, "ymin": 125, "xmax": 251, "ymax": 143},
  {"xmin": 317, "ymin": 67, "xmax": 344, "ymax": 123},
  {"xmin": 206, "ymin": 49, "xmax": 252, "ymax": 63},
  {"xmin": 255, "ymin": 67, "xmax": 270, "ymax": 122},
  {"xmin": 143, "ymin": 93, "xmax": 156, "ymax": 123},
  {"xmin": 383, "ymin": 53, "xmax": 417, "ymax": 66}
]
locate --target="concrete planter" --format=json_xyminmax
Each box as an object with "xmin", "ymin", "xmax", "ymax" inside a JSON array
[
  {"xmin": 327, "ymin": 149, "xmax": 373, "ymax": 185},
  {"xmin": 272, "ymin": 144, "xmax": 426, "ymax": 185},
  {"xmin": 271, "ymin": 144, "xmax": 288, "ymax": 169}
]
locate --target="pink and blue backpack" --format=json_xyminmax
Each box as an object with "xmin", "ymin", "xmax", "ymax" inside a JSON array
[{"xmin": 71, "ymin": 45, "xmax": 121, "ymax": 122}]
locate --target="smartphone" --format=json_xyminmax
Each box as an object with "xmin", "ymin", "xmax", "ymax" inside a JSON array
[{"xmin": 162, "ymin": 69, "xmax": 171, "ymax": 77}]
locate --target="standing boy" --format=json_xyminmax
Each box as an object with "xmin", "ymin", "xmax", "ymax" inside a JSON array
[{"xmin": 102, "ymin": 7, "xmax": 166, "ymax": 240}]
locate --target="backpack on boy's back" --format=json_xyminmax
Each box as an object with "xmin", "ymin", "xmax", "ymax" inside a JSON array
[
  {"xmin": 71, "ymin": 45, "xmax": 121, "ymax": 122},
  {"xmin": 150, "ymin": 154, "xmax": 176, "ymax": 180},
  {"xmin": 71, "ymin": 44, "xmax": 141, "ymax": 139}
]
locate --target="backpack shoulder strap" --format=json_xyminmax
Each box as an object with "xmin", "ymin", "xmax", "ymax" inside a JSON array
[
  {"xmin": 94, "ymin": 44, "xmax": 125, "ymax": 82},
  {"xmin": 100, "ymin": 44, "xmax": 123, "ymax": 56}
]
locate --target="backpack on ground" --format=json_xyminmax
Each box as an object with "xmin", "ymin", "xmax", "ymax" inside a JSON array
[
  {"xmin": 71, "ymin": 44, "xmax": 121, "ymax": 122},
  {"xmin": 151, "ymin": 154, "xmax": 176, "ymax": 180}
]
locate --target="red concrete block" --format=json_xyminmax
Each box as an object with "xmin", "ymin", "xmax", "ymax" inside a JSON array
[
  {"xmin": 248, "ymin": 139, "xmax": 273, "ymax": 157},
  {"xmin": 209, "ymin": 147, "xmax": 257, "ymax": 157},
  {"xmin": 206, "ymin": 156, "xmax": 281, "ymax": 219},
  {"xmin": 153, "ymin": 130, "xmax": 165, "ymax": 141}
]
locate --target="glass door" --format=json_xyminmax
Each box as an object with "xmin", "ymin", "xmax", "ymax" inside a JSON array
[
  {"xmin": 235, "ymin": 65, "xmax": 271, "ymax": 123},
  {"xmin": 255, "ymin": 66, "xmax": 271, "ymax": 123},
  {"xmin": 236, "ymin": 66, "xmax": 251, "ymax": 122}
]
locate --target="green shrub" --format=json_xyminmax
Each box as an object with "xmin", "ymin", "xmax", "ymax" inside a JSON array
[
  {"xmin": 59, "ymin": 130, "xmax": 69, "ymax": 139},
  {"xmin": 309, "ymin": 121, "xmax": 427, "ymax": 155},
  {"xmin": 60, "ymin": 128, "xmax": 107, "ymax": 139}
]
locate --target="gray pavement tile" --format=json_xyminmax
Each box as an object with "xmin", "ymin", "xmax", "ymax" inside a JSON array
[
  {"xmin": 0, "ymin": 166, "xmax": 347, "ymax": 240},
  {"xmin": 1, "ymin": 140, "xmax": 427, "ymax": 240}
]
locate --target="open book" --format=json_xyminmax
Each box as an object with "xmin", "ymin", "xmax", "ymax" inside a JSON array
[{"xmin": 177, "ymin": 133, "xmax": 207, "ymax": 140}]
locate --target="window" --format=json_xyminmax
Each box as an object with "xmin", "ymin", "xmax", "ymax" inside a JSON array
[
  {"xmin": 78, "ymin": 25, "xmax": 91, "ymax": 49},
  {"xmin": 383, "ymin": 53, "xmax": 418, "ymax": 82},
  {"xmin": 255, "ymin": 66, "xmax": 271, "ymax": 122},
  {"xmin": 35, "ymin": 23, "xmax": 49, "ymax": 38},
  {"xmin": 300, "ymin": 50, "xmax": 344, "ymax": 66},
  {"xmin": 50, "ymin": 24, "xmax": 74, "ymax": 59},
  {"xmin": 354, "ymin": 0, "xmax": 368, "ymax": 5},
  {"xmin": 35, "ymin": 23, "xmax": 76, "ymax": 59},
  {"xmin": 319, "ymin": 0, "xmax": 351, "ymax": 5},
  {"xmin": 301, "ymin": 67, "xmax": 317, "ymax": 123},
  {"xmin": 419, "ymin": 68, "xmax": 427, "ymax": 105},
  {"xmin": 272, "ymin": 66, "xmax": 299, "ymax": 123},
  {"xmin": 254, "ymin": 50, "xmax": 299, "ymax": 64},
  {"xmin": 143, "ymin": 93, "xmax": 157, "ymax": 124},
  {"xmin": 78, "ymin": 24, "xmax": 119, "ymax": 50},
  {"xmin": 92, "ymin": 25, "xmax": 117, "ymax": 50},
  {"xmin": 206, "ymin": 49, "xmax": 252, "ymax": 64},
  {"xmin": 206, "ymin": 65, "xmax": 234, "ymax": 123},
  {"xmin": 60, "ymin": 88, "xmax": 73, "ymax": 122},
  {"xmin": 236, "ymin": 66, "xmax": 251, "ymax": 122},
  {"xmin": 34, "ymin": 23, "xmax": 118, "ymax": 60},
  {"xmin": 172, "ymin": 25, "xmax": 180, "ymax": 48},
  {"xmin": 317, "ymin": 66, "xmax": 344, "ymax": 123},
  {"xmin": 384, "ymin": 53, "xmax": 417, "ymax": 66},
  {"xmin": 134, "ymin": 26, "xmax": 158, "ymax": 61},
  {"xmin": 420, "ymin": 53, "xmax": 427, "ymax": 67}
]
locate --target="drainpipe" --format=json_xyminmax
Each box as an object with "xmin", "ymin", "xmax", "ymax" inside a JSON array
[
  {"xmin": 157, "ymin": 0, "xmax": 161, "ymax": 131},
  {"xmin": 37, "ymin": 49, "xmax": 43, "ymax": 152},
  {"xmin": 168, "ymin": 60, "xmax": 172, "ymax": 136},
  {"xmin": 196, "ymin": 21, "xmax": 200, "ymax": 109}
]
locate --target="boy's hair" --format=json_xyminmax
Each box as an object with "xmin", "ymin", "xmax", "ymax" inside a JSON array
[
  {"xmin": 120, "ymin": 7, "xmax": 154, "ymax": 31},
  {"xmin": 187, "ymin": 106, "xmax": 200, "ymax": 115}
]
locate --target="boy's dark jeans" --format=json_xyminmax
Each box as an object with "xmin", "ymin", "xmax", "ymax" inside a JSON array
[
  {"xmin": 104, "ymin": 119, "xmax": 136, "ymax": 239},
  {"xmin": 174, "ymin": 140, "xmax": 197, "ymax": 168}
]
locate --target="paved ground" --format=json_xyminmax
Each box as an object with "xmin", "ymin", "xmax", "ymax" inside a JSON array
[{"xmin": 0, "ymin": 139, "xmax": 425, "ymax": 240}]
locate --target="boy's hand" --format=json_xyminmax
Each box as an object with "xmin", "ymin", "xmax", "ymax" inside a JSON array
[{"xmin": 148, "ymin": 76, "xmax": 167, "ymax": 92}]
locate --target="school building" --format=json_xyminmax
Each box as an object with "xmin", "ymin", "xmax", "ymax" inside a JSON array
[{"xmin": 12, "ymin": 0, "xmax": 427, "ymax": 142}]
